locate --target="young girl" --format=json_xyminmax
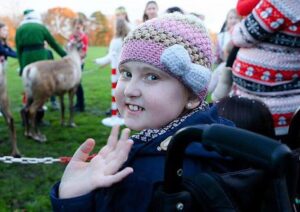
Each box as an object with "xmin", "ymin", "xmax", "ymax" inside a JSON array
[
  {"xmin": 94, "ymin": 19, "xmax": 129, "ymax": 76},
  {"xmin": 115, "ymin": 6, "xmax": 135, "ymax": 31},
  {"xmin": 208, "ymin": 8, "xmax": 241, "ymax": 93},
  {"xmin": 51, "ymin": 13, "xmax": 235, "ymax": 211},
  {"xmin": 0, "ymin": 22, "xmax": 17, "ymax": 65},
  {"xmin": 68, "ymin": 18, "xmax": 88, "ymax": 112}
]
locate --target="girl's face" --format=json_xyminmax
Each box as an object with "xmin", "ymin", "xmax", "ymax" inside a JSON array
[
  {"xmin": 145, "ymin": 3, "xmax": 158, "ymax": 20},
  {"xmin": 116, "ymin": 13, "xmax": 127, "ymax": 21},
  {"xmin": 74, "ymin": 22, "xmax": 84, "ymax": 33},
  {"xmin": 116, "ymin": 61, "xmax": 190, "ymax": 131},
  {"xmin": 0, "ymin": 26, "xmax": 8, "ymax": 39},
  {"xmin": 226, "ymin": 11, "xmax": 240, "ymax": 31}
]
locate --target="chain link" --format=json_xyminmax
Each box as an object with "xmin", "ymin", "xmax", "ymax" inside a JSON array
[{"xmin": 0, "ymin": 156, "xmax": 60, "ymax": 164}]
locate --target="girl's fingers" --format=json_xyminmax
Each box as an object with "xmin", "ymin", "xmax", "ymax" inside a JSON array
[
  {"xmin": 71, "ymin": 138, "xmax": 95, "ymax": 162},
  {"xmin": 99, "ymin": 125, "xmax": 120, "ymax": 156},
  {"xmin": 105, "ymin": 139, "xmax": 134, "ymax": 172},
  {"xmin": 116, "ymin": 128, "xmax": 133, "ymax": 156},
  {"xmin": 105, "ymin": 128, "xmax": 132, "ymax": 162},
  {"xmin": 119, "ymin": 128, "xmax": 131, "ymax": 142},
  {"xmin": 100, "ymin": 167, "xmax": 134, "ymax": 187}
]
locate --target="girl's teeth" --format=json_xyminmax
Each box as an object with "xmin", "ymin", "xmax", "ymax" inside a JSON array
[{"xmin": 129, "ymin": 105, "xmax": 140, "ymax": 111}]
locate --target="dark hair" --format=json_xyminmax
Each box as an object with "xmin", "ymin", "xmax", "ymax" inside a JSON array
[
  {"xmin": 216, "ymin": 96, "xmax": 276, "ymax": 139},
  {"xmin": 73, "ymin": 18, "xmax": 85, "ymax": 30},
  {"xmin": 115, "ymin": 19, "xmax": 130, "ymax": 39},
  {"xmin": 165, "ymin": 6, "xmax": 184, "ymax": 14},
  {"xmin": 143, "ymin": 1, "xmax": 158, "ymax": 22},
  {"xmin": 220, "ymin": 21, "xmax": 227, "ymax": 33},
  {"xmin": 0, "ymin": 22, "xmax": 7, "ymax": 43}
]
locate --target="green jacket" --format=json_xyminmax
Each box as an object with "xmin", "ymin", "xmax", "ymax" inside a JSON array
[{"xmin": 15, "ymin": 22, "xmax": 67, "ymax": 74}]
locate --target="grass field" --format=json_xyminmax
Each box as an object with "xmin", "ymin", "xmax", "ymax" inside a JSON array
[{"xmin": 0, "ymin": 46, "xmax": 114, "ymax": 211}]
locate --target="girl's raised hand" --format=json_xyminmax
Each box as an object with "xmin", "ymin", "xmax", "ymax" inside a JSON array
[{"xmin": 59, "ymin": 125, "xmax": 134, "ymax": 199}]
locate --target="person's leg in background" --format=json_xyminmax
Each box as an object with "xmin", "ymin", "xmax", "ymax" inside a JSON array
[
  {"xmin": 50, "ymin": 95, "xmax": 59, "ymax": 110},
  {"xmin": 74, "ymin": 64, "xmax": 85, "ymax": 112}
]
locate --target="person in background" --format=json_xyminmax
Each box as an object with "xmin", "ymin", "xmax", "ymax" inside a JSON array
[
  {"xmin": 229, "ymin": 0, "xmax": 300, "ymax": 139},
  {"xmin": 15, "ymin": 9, "xmax": 66, "ymax": 76},
  {"xmin": 214, "ymin": 9, "xmax": 241, "ymax": 65},
  {"xmin": 209, "ymin": 0, "xmax": 260, "ymax": 102},
  {"xmin": 0, "ymin": 22, "xmax": 17, "ymax": 65},
  {"xmin": 94, "ymin": 19, "xmax": 130, "ymax": 116},
  {"xmin": 68, "ymin": 18, "xmax": 88, "ymax": 112},
  {"xmin": 208, "ymin": 8, "xmax": 241, "ymax": 95},
  {"xmin": 0, "ymin": 22, "xmax": 17, "ymax": 117},
  {"xmin": 216, "ymin": 95, "xmax": 276, "ymax": 139},
  {"xmin": 94, "ymin": 19, "xmax": 129, "ymax": 76},
  {"xmin": 142, "ymin": 1, "xmax": 159, "ymax": 22},
  {"xmin": 115, "ymin": 6, "xmax": 135, "ymax": 31},
  {"xmin": 50, "ymin": 13, "xmax": 237, "ymax": 211},
  {"xmin": 15, "ymin": 9, "xmax": 66, "ymax": 125}
]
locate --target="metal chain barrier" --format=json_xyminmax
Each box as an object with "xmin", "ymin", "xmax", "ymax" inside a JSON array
[
  {"xmin": 0, "ymin": 154, "xmax": 97, "ymax": 165},
  {"xmin": 0, "ymin": 156, "xmax": 60, "ymax": 164}
]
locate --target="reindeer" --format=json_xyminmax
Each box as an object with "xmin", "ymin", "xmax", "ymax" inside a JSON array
[
  {"xmin": 0, "ymin": 63, "xmax": 20, "ymax": 156},
  {"xmin": 21, "ymin": 47, "xmax": 81, "ymax": 142}
]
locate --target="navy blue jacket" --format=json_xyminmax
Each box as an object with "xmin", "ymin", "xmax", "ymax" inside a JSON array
[
  {"xmin": 0, "ymin": 41, "xmax": 17, "ymax": 61},
  {"xmin": 50, "ymin": 105, "xmax": 235, "ymax": 211}
]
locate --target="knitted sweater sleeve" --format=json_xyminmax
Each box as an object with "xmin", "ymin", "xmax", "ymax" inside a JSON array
[
  {"xmin": 0, "ymin": 43, "xmax": 17, "ymax": 58},
  {"xmin": 232, "ymin": 0, "xmax": 300, "ymax": 47},
  {"xmin": 95, "ymin": 38, "xmax": 121, "ymax": 68}
]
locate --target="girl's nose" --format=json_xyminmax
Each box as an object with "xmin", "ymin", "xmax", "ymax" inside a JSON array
[{"xmin": 124, "ymin": 81, "xmax": 141, "ymax": 98}]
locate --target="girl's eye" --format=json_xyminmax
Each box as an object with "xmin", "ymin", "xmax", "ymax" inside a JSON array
[
  {"xmin": 120, "ymin": 71, "xmax": 132, "ymax": 78},
  {"xmin": 146, "ymin": 74, "xmax": 158, "ymax": 81}
]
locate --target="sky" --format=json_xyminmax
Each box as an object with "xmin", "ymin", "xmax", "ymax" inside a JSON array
[{"xmin": 0, "ymin": 0, "xmax": 237, "ymax": 32}]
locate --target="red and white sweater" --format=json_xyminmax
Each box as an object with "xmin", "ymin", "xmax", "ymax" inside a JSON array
[{"xmin": 231, "ymin": 0, "xmax": 300, "ymax": 135}]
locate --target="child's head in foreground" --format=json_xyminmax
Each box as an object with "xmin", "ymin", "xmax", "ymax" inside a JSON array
[{"xmin": 115, "ymin": 13, "xmax": 213, "ymax": 131}]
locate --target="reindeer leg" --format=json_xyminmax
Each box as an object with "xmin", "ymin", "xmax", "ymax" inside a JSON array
[
  {"xmin": 22, "ymin": 98, "xmax": 33, "ymax": 138},
  {"xmin": 0, "ymin": 64, "xmax": 21, "ymax": 156},
  {"xmin": 1, "ymin": 105, "xmax": 21, "ymax": 157},
  {"xmin": 59, "ymin": 95, "xmax": 66, "ymax": 126},
  {"xmin": 68, "ymin": 88, "xmax": 76, "ymax": 127},
  {"xmin": 28, "ymin": 100, "xmax": 47, "ymax": 143}
]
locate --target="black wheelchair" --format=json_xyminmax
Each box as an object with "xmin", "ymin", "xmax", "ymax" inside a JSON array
[{"xmin": 150, "ymin": 124, "xmax": 300, "ymax": 212}]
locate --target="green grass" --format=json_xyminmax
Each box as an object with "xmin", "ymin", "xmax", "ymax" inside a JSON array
[{"xmin": 0, "ymin": 46, "xmax": 114, "ymax": 211}]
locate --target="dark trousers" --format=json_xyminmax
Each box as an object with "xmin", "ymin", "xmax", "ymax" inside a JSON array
[
  {"xmin": 75, "ymin": 83, "xmax": 84, "ymax": 110},
  {"xmin": 75, "ymin": 64, "xmax": 85, "ymax": 111},
  {"xmin": 50, "ymin": 95, "xmax": 56, "ymax": 103}
]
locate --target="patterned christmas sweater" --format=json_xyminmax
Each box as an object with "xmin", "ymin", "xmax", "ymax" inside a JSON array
[{"xmin": 231, "ymin": 0, "xmax": 300, "ymax": 136}]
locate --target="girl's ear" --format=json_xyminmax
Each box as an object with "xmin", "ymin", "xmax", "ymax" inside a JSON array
[{"xmin": 185, "ymin": 94, "xmax": 200, "ymax": 110}]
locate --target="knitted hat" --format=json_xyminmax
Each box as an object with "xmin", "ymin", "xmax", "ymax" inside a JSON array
[{"xmin": 119, "ymin": 13, "xmax": 213, "ymax": 101}]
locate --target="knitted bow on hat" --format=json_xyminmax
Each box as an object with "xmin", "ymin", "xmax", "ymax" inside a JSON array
[{"xmin": 161, "ymin": 44, "xmax": 211, "ymax": 96}]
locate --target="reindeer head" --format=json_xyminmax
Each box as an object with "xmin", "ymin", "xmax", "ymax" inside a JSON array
[{"xmin": 66, "ymin": 41, "xmax": 80, "ymax": 53}]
